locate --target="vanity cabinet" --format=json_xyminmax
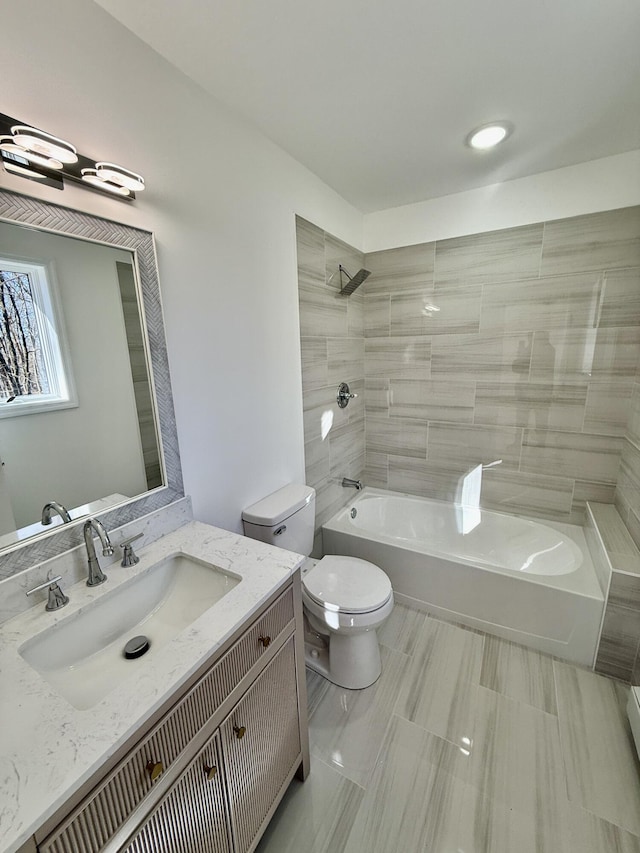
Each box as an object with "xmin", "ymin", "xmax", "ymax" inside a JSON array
[{"xmin": 35, "ymin": 577, "xmax": 308, "ymax": 853}]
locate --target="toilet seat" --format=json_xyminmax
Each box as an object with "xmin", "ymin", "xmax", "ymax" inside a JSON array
[{"xmin": 302, "ymin": 555, "xmax": 392, "ymax": 614}]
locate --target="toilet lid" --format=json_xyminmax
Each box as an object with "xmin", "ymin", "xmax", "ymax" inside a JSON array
[{"xmin": 303, "ymin": 555, "xmax": 392, "ymax": 613}]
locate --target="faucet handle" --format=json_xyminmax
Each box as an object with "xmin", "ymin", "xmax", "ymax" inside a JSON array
[
  {"xmin": 120, "ymin": 532, "xmax": 143, "ymax": 567},
  {"xmin": 26, "ymin": 576, "xmax": 69, "ymax": 611}
]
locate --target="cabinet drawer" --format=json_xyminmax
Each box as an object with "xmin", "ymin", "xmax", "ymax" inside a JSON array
[{"xmin": 39, "ymin": 585, "xmax": 294, "ymax": 853}]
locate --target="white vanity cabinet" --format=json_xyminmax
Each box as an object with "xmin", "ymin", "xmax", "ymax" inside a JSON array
[{"xmin": 33, "ymin": 577, "xmax": 308, "ymax": 853}]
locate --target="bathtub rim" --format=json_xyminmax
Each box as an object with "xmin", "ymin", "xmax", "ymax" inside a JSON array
[{"xmin": 322, "ymin": 486, "xmax": 603, "ymax": 602}]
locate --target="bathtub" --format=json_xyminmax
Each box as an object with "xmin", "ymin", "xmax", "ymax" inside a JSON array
[{"xmin": 322, "ymin": 487, "xmax": 604, "ymax": 667}]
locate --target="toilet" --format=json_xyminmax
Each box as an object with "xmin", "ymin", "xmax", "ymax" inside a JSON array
[{"xmin": 242, "ymin": 483, "xmax": 393, "ymax": 689}]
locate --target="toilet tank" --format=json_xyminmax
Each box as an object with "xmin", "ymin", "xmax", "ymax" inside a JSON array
[{"xmin": 242, "ymin": 483, "xmax": 316, "ymax": 556}]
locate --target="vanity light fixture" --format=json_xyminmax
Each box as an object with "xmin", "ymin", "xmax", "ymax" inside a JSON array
[
  {"xmin": 81, "ymin": 168, "xmax": 132, "ymax": 197},
  {"xmin": 0, "ymin": 112, "xmax": 144, "ymax": 202},
  {"xmin": 466, "ymin": 121, "xmax": 513, "ymax": 150},
  {"xmin": 11, "ymin": 125, "xmax": 78, "ymax": 164}
]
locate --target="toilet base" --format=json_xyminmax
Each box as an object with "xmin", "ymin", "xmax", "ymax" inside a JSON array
[{"xmin": 304, "ymin": 627, "xmax": 382, "ymax": 690}]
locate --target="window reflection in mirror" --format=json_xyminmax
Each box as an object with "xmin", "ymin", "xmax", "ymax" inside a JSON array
[{"xmin": 0, "ymin": 221, "xmax": 163, "ymax": 548}]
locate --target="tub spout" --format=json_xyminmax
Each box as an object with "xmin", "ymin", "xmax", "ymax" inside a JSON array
[{"xmin": 342, "ymin": 477, "xmax": 363, "ymax": 490}]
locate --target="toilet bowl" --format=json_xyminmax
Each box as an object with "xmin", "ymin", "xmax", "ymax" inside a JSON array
[{"xmin": 242, "ymin": 484, "xmax": 393, "ymax": 689}]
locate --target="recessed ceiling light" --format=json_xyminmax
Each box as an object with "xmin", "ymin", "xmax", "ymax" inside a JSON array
[{"xmin": 466, "ymin": 122, "xmax": 513, "ymax": 150}]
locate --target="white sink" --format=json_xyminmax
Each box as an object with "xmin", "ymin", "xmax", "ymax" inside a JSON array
[{"xmin": 19, "ymin": 553, "xmax": 240, "ymax": 709}]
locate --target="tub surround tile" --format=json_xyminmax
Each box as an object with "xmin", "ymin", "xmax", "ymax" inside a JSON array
[
  {"xmin": 256, "ymin": 756, "xmax": 364, "ymax": 853},
  {"xmin": 529, "ymin": 327, "xmax": 640, "ymax": 384},
  {"xmin": 329, "ymin": 427, "xmax": 365, "ymax": 480},
  {"xmin": 342, "ymin": 715, "xmax": 467, "ymax": 853},
  {"xmin": 617, "ymin": 440, "xmax": 640, "ymax": 531},
  {"xmin": 364, "ymin": 241, "xmax": 435, "ymax": 291},
  {"xmin": 584, "ymin": 504, "xmax": 613, "ymax": 596},
  {"xmin": 540, "ymin": 208, "xmax": 640, "ymax": 276},
  {"xmin": 626, "ymin": 384, "xmax": 640, "ymax": 447},
  {"xmin": 554, "ymin": 661, "xmax": 640, "ymax": 835},
  {"xmin": 480, "ymin": 635, "xmax": 558, "ymax": 715},
  {"xmin": 479, "ymin": 468, "xmax": 574, "ymax": 520},
  {"xmin": 394, "ymin": 618, "xmax": 483, "ymax": 746},
  {"xmin": 584, "ymin": 381, "xmax": 634, "ymax": 437},
  {"xmin": 389, "ymin": 378, "xmax": 475, "ymax": 423},
  {"xmin": 363, "ymin": 451, "xmax": 388, "ymax": 489},
  {"xmin": 327, "ymin": 337, "xmax": 364, "ymax": 387},
  {"xmin": 300, "ymin": 337, "xmax": 328, "ymax": 390},
  {"xmin": 363, "ymin": 293, "xmax": 390, "ymax": 337},
  {"xmin": 431, "ymin": 332, "xmax": 533, "ymax": 381},
  {"xmin": 573, "ymin": 480, "xmax": 617, "ymax": 519},
  {"xmin": 521, "ymin": 429, "xmax": 622, "ymax": 484},
  {"xmin": 427, "ymin": 422, "xmax": 523, "ymax": 470},
  {"xmin": 309, "ymin": 645, "xmax": 410, "ymax": 788},
  {"xmin": 474, "ymin": 380, "xmax": 587, "ymax": 432},
  {"xmin": 390, "ymin": 282, "xmax": 482, "ymax": 336},
  {"xmin": 625, "ymin": 508, "xmax": 640, "ymax": 557},
  {"xmin": 480, "ymin": 272, "xmax": 603, "ymax": 334},
  {"xmin": 434, "ymin": 222, "xmax": 544, "ymax": 284},
  {"xmin": 386, "ymin": 456, "xmax": 462, "ymax": 502},
  {"xmin": 366, "ymin": 415, "xmax": 428, "ymax": 459},
  {"xmin": 364, "ymin": 335, "xmax": 431, "ymax": 379},
  {"xmin": 600, "ymin": 268, "xmax": 640, "ymax": 329},
  {"xmin": 347, "ymin": 291, "xmax": 365, "ymax": 338},
  {"xmin": 595, "ymin": 604, "xmax": 640, "ymax": 682},
  {"xmin": 296, "ymin": 216, "xmax": 325, "ymax": 287},
  {"xmin": 363, "ymin": 378, "xmax": 389, "ymax": 415},
  {"xmin": 589, "ymin": 502, "xmax": 640, "ymax": 575},
  {"xmin": 304, "ymin": 437, "xmax": 330, "ymax": 486},
  {"xmin": 324, "ymin": 232, "xmax": 365, "ymax": 291}
]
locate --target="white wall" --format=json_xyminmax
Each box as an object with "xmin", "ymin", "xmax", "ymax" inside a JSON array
[
  {"xmin": 0, "ymin": 0, "xmax": 363, "ymax": 534},
  {"xmin": 0, "ymin": 225, "xmax": 146, "ymax": 527},
  {"xmin": 363, "ymin": 150, "xmax": 640, "ymax": 251}
]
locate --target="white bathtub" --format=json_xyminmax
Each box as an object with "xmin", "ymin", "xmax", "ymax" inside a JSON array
[{"xmin": 322, "ymin": 487, "xmax": 604, "ymax": 667}]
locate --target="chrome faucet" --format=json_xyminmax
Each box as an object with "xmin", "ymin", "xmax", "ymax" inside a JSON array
[
  {"xmin": 84, "ymin": 518, "xmax": 114, "ymax": 587},
  {"xmin": 342, "ymin": 477, "xmax": 363, "ymax": 490},
  {"xmin": 41, "ymin": 501, "xmax": 72, "ymax": 525}
]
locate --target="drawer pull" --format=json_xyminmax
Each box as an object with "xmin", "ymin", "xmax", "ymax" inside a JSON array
[
  {"xmin": 258, "ymin": 635, "xmax": 271, "ymax": 648},
  {"xmin": 233, "ymin": 725, "xmax": 246, "ymax": 740},
  {"xmin": 146, "ymin": 760, "xmax": 164, "ymax": 782},
  {"xmin": 204, "ymin": 764, "xmax": 218, "ymax": 781}
]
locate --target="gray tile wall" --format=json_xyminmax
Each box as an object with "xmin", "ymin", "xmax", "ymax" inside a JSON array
[
  {"xmin": 296, "ymin": 217, "xmax": 365, "ymax": 542},
  {"xmin": 363, "ymin": 207, "xmax": 640, "ymax": 523}
]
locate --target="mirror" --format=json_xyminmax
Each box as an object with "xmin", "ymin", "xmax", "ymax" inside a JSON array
[{"xmin": 0, "ymin": 189, "xmax": 183, "ymax": 580}]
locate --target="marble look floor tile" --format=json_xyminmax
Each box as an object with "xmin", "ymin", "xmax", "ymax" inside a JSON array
[
  {"xmin": 306, "ymin": 668, "xmax": 330, "ymax": 719},
  {"xmin": 256, "ymin": 756, "xmax": 364, "ymax": 853},
  {"xmin": 554, "ymin": 661, "xmax": 640, "ymax": 835},
  {"xmin": 480, "ymin": 635, "xmax": 557, "ymax": 715},
  {"xmin": 460, "ymin": 686, "xmax": 567, "ymax": 853},
  {"xmin": 343, "ymin": 715, "xmax": 469, "ymax": 853},
  {"xmin": 377, "ymin": 603, "xmax": 428, "ymax": 656},
  {"xmin": 309, "ymin": 645, "xmax": 409, "ymax": 787},
  {"xmin": 395, "ymin": 617, "xmax": 483, "ymax": 746}
]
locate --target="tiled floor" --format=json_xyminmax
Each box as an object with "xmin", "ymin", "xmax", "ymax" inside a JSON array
[{"xmin": 257, "ymin": 604, "xmax": 640, "ymax": 853}]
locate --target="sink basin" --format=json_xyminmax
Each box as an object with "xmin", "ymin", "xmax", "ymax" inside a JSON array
[{"xmin": 19, "ymin": 553, "xmax": 240, "ymax": 709}]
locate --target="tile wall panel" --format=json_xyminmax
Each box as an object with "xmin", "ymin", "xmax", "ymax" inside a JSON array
[
  {"xmin": 363, "ymin": 207, "xmax": 640, "ymax": 522},
  {"xmin": 296, "ymin": 216, "xmax": 365, "ymax": 537}
]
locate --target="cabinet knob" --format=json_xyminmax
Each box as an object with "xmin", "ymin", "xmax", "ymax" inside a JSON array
[
  {"xmin": 203, "ymin": 764, "xmax": 218, "ymax": 781},
  {"xmin": 233, "ymin": 725, "xmax": 246, "ymax": 740},
  {"xmin": 146, "ymin": 760, "xmax": 164, "ymax": 782},
  {"xmin": 258, "ymin": 635, "xmax": 271, "ymax": 648}
]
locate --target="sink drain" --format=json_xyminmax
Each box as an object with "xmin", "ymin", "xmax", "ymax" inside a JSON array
[{"xmin": 123, "ymin": 635, "xmax": 150, "ymax": 659}]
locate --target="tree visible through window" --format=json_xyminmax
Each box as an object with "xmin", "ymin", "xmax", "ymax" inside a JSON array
[
  {"xmin": 0, "ymin": 267, "xmax": 50, "ymax": 398},
  {"xmin": 0, "ymin": 258, "xmax": 74, "ymax": 416}
]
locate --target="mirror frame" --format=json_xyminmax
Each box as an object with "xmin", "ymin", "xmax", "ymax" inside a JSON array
[{"xmin": 0, "ymin": 188, "xmax": 184, "ymax": 580}]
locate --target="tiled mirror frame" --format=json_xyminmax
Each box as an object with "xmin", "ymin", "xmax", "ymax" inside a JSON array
[{"xmin": 0, "ymin": 188, "xmax": 184, "ymax": 579}]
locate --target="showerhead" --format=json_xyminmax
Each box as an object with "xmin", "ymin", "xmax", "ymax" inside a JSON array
[{"xmin": 338, "ymin": 265, "xmax": 371, "ymax": 296}]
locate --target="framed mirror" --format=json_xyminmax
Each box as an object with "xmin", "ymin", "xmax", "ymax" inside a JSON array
[{"xmin": 0, "ymin": 188, "xmax": 183, "ymax": 580}]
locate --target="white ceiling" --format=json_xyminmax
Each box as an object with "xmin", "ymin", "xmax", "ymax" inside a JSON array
[{"xmin": 94, "ymin": 0, "xmax": 640, "ymax": 213}]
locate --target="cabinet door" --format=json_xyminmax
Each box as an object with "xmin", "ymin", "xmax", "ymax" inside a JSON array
[
  {"xmin": 221, "ymin": 637, "xmax": 301, "ymax": 853},
  {"xmin": 123, "ymin": 732, "xmax": 231, "ymax": 853}
]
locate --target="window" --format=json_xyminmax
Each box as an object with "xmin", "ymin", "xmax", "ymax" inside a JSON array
[{"xmin": 0, "ymin": 258, "xmax": 75, "ymax": 417}]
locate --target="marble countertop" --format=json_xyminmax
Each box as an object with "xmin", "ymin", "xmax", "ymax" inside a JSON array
[{"xmin": 0, "ymin": 521, "xmax": 304, "ymax": 853}]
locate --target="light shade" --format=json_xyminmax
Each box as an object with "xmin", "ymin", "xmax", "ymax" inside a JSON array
[
  {"xmin": 11, "ymin": 125, "xmax": 78, "ymax": 164},
  {"xmin": 81, "ymin": 168, "xmax": 131, "ymax": 196},
  {"xmin": 95, "ymin": 162, "xmax": 145, "ymax": 192},
  {"xmin": 0, "ymin": 136, "xmax": 63, "ymax": 170},
  {"xmin": 466, "ymin": 122, "xmax": 513, "ymax": 150}
]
